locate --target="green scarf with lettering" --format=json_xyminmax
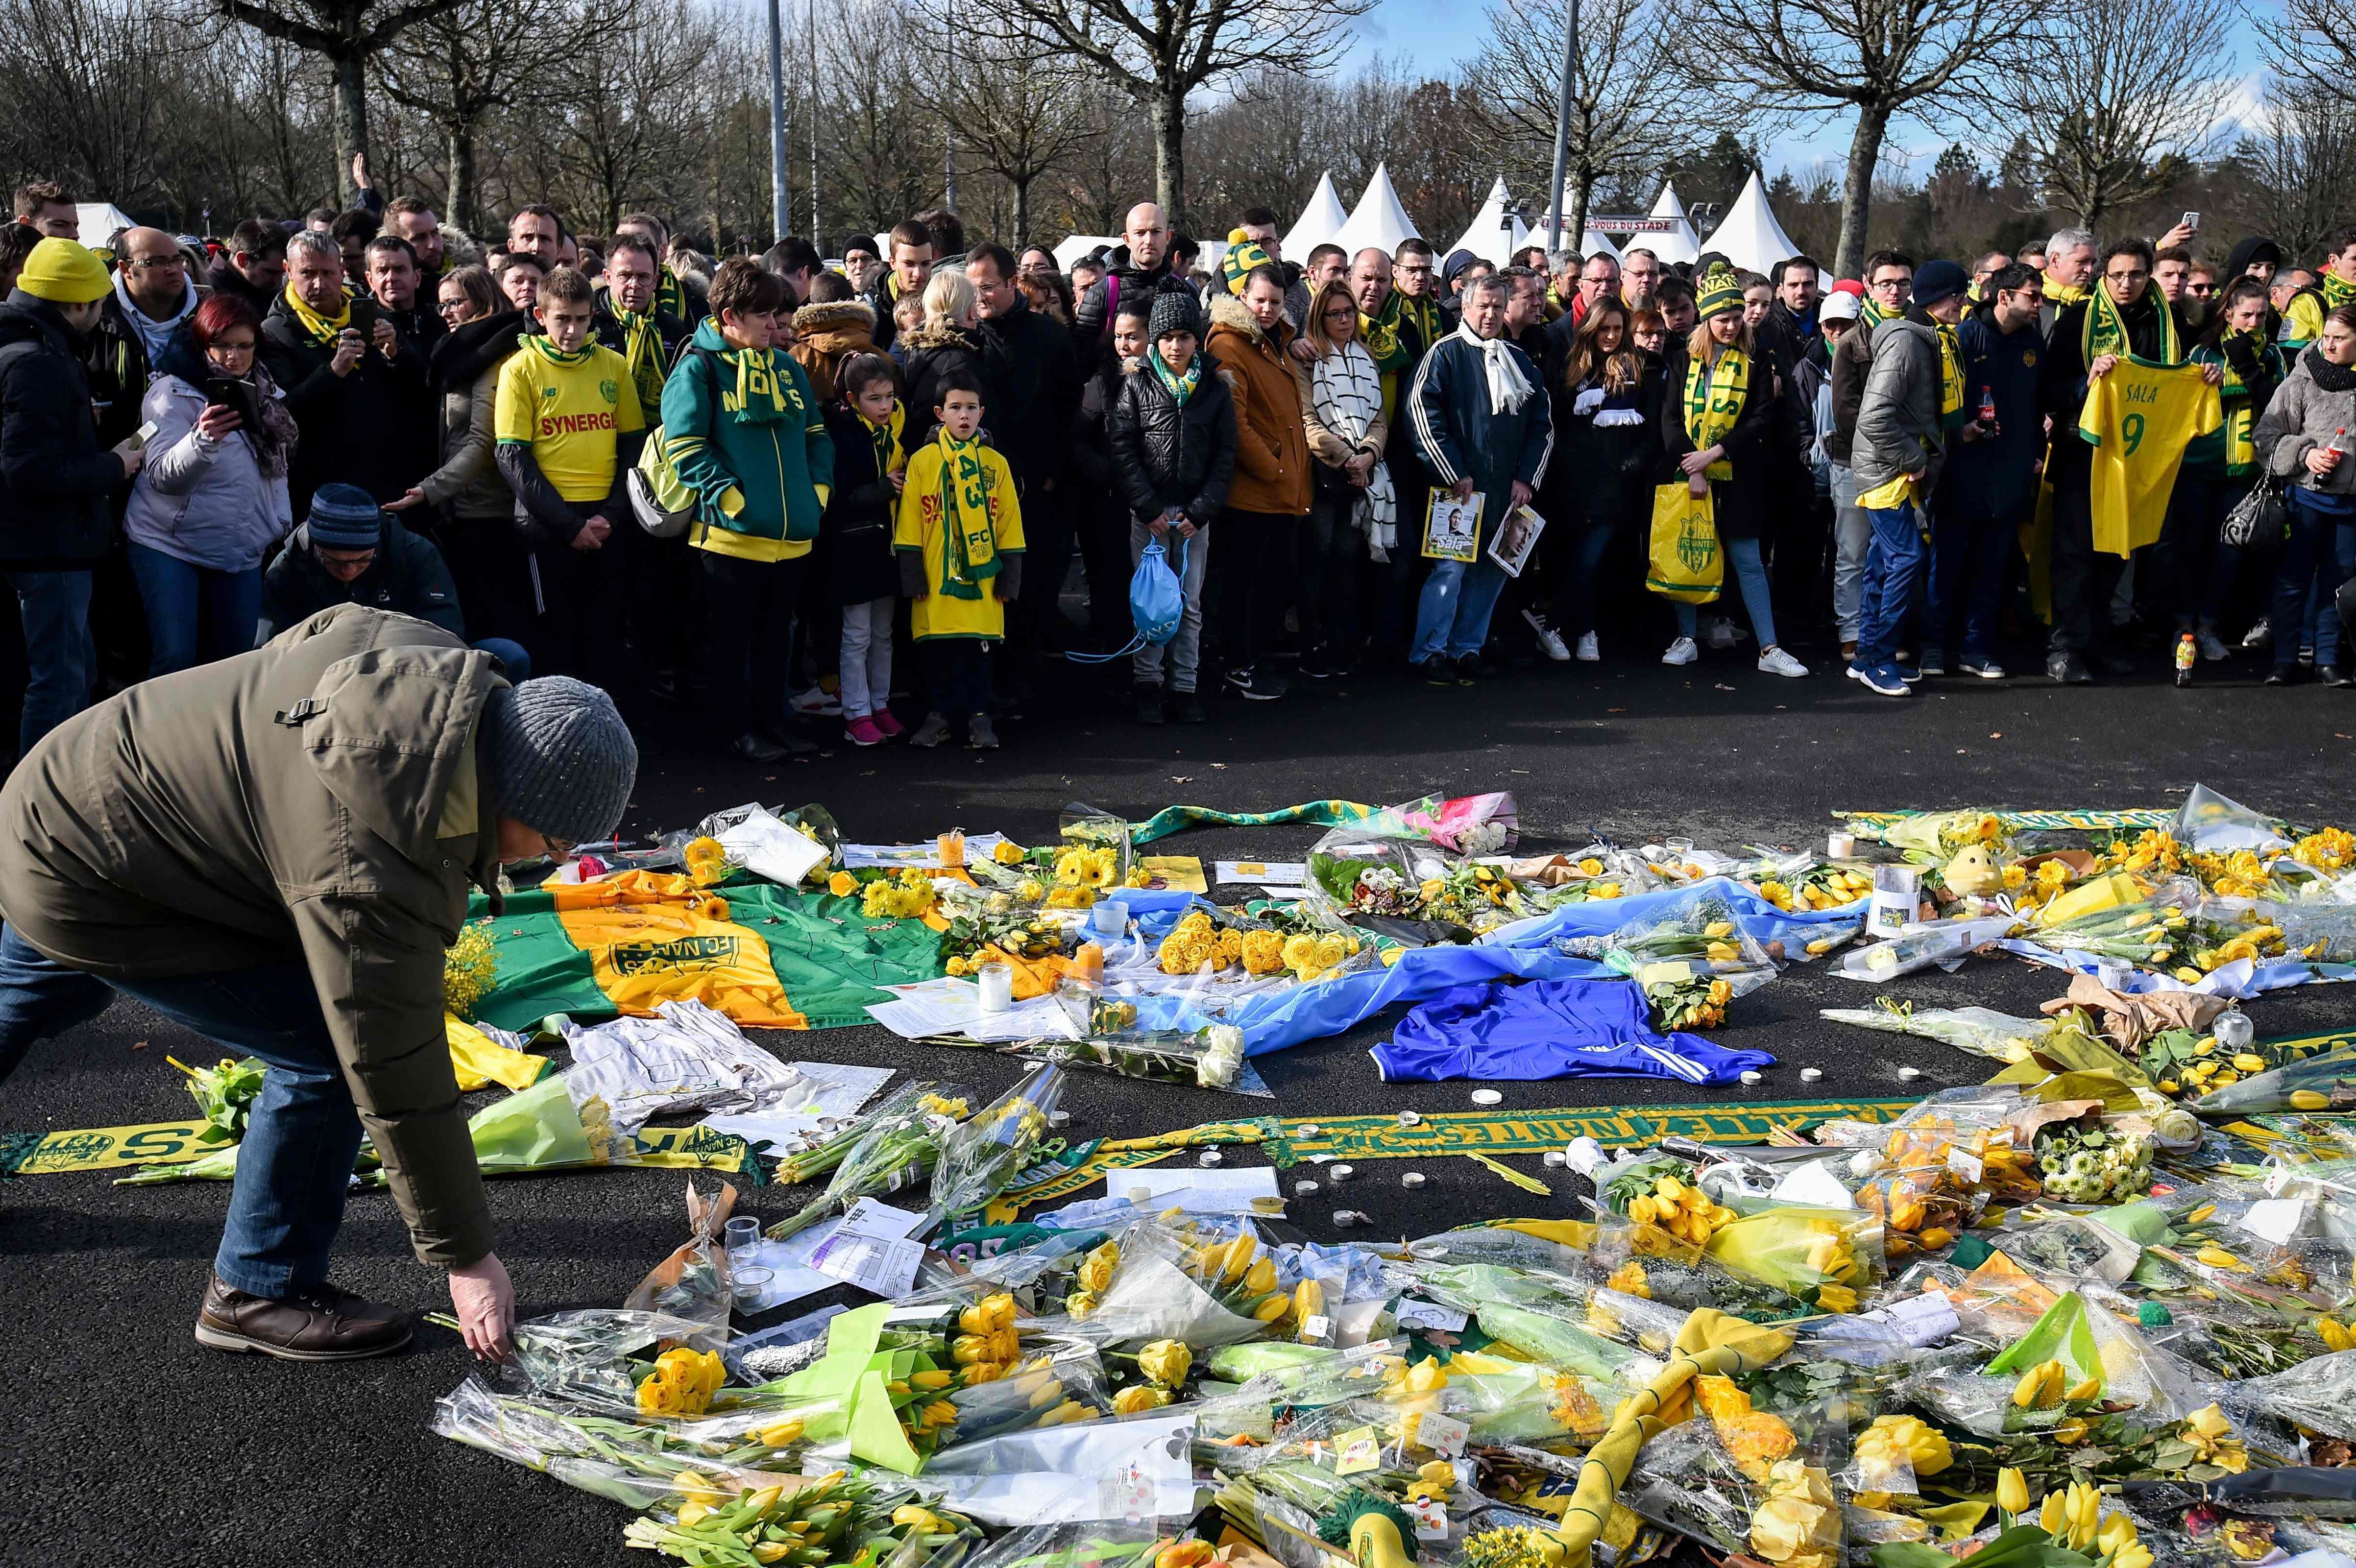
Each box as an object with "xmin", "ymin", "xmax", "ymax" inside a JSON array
[
  {"xmin": 933, "ymin": 427, "xmax": 1001, "ymax": 600},
  {"xmin": 611, "ymin": 306, "xmax": 667, "ymax": 414},
  {"xmin": 2082, "ymin": 280, "xmax": 2182, "ymax": 367},
  {"xmin": 717, "ymin": 343, "xmax": 791, "ymax": 426},
  {"xmin": 1681, "ymin": 344, "xmax": 1749, "ymax": 482}
]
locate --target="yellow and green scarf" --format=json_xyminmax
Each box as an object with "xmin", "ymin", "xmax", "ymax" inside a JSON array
[
  {"xmin": 717, "ymin": 344, "xmax": 791, "ymax": 426},
  {"xmin": 656, "ymin": 269, "xmax": 694, "ymax": 324},
  {"xmin": 1381, "ymin": 289, "xmax": 1438, "ymax": 357},
  {"xmin": 611, "ymin": 306, "xmax": 668, "ymax": 415},
  {"xmin": 1149, "ymin": 343, "xmax": 1202, "ymax": 407},
  {"xmin": 2082, "ymin": 280, "xmax": 2182, "ymax": 367},
  {"xmin": 2043, "ymin": 277, "xmax": 2089, "ymax": 309},
  {"xmin": 1939, "ymin": 320, "xmax": 1965, "ymax": 433},
  {"xmin": 1860, "ymin": 298, "xmax": 1891, "ymax": 332},
  {"xmin": 2216, "ymin": 330, "xmax": 2268, "ymax": 472},
  {"xmin": 524, "ymin": 333, "xmax": 597, "ymax": 370},
  {"xmin": 856, "ymin": 402, "xmax": 903, "ymax": 481},
  {"xmin": 2326, "ymin": 271, "xmax": 2356, "ymax": 312},
  {"xmin": 281, "ymin": 282, "xmax": 350, "ymax": 347},
  {"xmin": 1360, "ymin": 311, "xmax": 1412, "ymax": 375},
  {"xmin": 934, "ymin": 428, "xmax": 1001, "ymax": 600},
  {"xmin": 1682, "ymin": 345, "xmax": 1749, "ymax": 481}
]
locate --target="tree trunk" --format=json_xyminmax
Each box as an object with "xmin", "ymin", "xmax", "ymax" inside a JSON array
[
  {"xmin": 1572, "ymin": 168, "xmax": 1595, "ymax": 244},
  {"xmin": 332, "ymin": 48, "xmax": 368, "ymax": 207},
  {"xmin": 1151, "ymin": 85, "xmax": 1184, "ymax": 228},
  {"xmin": 1835, "ymin": 99, "xmax": 1891, "ymax": 279},
  {"xmin": 447, "ymin": 120, "xmax": 477, "ymax": 237},
  {"xmin": 1013, "ymin": 173, "xmax": 1031, "ymax": 245}
]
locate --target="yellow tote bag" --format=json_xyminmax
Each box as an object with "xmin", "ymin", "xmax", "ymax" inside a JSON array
[{"xmin": 1647, "ymin": 482, "xmax": 1722, "ymax": 603}]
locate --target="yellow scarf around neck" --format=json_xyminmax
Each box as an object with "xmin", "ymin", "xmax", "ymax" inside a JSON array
[
  {"xmin": 282, "ymin": 283, "xmax": 350, "ymax": 346},
  {"xmin": 1682, "ymin": 345, "xmax": 1749, "ymax": 482}
]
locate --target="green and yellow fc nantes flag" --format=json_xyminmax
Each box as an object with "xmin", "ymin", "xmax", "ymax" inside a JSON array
[{"xmin": 468, "ymin": 870, "xmax": 940, "ymax": 1032}]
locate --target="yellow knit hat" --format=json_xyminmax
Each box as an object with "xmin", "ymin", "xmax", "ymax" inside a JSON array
[{"xmin": 17, "ymin": 238, "xmax": 111, "ymax": 304}]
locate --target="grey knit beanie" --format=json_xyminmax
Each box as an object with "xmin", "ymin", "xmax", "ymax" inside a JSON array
[
  {"xmin": 480, "ymin": 676, "xmax": 637, "ymax": 847},
  {"xmin": 1147, "ymin": 290, "xmax": 1200, "ymax": 344}
]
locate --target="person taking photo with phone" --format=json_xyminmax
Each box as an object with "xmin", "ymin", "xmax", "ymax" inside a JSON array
[
  {"xmin": 261, "ymin": 230, "xmax": 434, "ymax": 516},
  {"xmin": 126, "ymin": 293, "xmax": 297, "ymax": 675}
]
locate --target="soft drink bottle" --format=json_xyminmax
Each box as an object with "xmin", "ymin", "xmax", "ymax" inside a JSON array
[
  {"xmin": 1978, "ymin": 388, "xmax": 1997, "ymax": 425},
  {"xmin": 2175, "ymin": 632, "xmax": 2196, "ymax": 688}
]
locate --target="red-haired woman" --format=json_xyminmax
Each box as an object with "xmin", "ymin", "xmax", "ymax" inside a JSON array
[{"xmin": 124, "ymin": 292, "xmax": 298, "ymax": 674}]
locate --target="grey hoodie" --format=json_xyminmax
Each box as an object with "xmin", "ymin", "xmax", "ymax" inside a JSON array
[{"xmin": 1850, "ymin": 314, "xmax": 1948, "ymax": 499}]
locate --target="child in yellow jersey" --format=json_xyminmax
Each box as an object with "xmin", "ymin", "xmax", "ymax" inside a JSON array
[
  {"xmin": 895, "ymin": 372, "xmax": 1022, "ymax": 749},
  {"xmin": 493, "ymin": 265, "xmax": 644, "ymax": 685}
]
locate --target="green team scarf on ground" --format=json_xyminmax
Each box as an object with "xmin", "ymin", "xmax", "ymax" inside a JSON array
[
  {"xmin": 1840, "ymin": 806, "xmax": 2175, "ymax": 839},
  {"xmin": 1682, "ymin": 346, "xmax": 1749, "ymax": 481},
  {"xmin": 1148, "ymin": 343, "xmax": 1201, "ymax": 406},
  {"xmin": 1128, "ymin": 799, "xmax": 1378, "ymax": 844},
  {"xmin": 933, "ymin": 428, "xmax": 1001, "ymax": 600},
  {"xmin": 2083, "ymin": 281, "xmax": 2182, "ymax": 367},
  {"xmin": 612, "ymin": 306, "xmax": 668, "ymax": 414}
]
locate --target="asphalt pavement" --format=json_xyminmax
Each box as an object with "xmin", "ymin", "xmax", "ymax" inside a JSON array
[{"xmin": 7, "ymin": 642, "xmax": 2356, "ymax": 1566}]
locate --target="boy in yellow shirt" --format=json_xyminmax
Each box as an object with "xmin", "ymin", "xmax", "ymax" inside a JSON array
[
  {"xmin": 494, "ymin": 264, "xmax": 644, "ymax": 684},
  {"xmin": 896, "ymin": 371, "xmax": 1022, "ymax": 748}
]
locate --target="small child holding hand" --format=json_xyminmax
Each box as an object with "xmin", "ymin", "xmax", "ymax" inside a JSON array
[{"xmin": 896, "ymin": 371, "xmax": 1023, "ymax": 748}]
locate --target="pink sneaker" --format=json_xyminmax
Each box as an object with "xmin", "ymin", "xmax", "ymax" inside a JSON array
[
  {"xmin": 871, "ymin": 710, "xmax": 905, "ymax": 738},
  {"xmin": 846, "ymin": 716, "xmax": 886, "ymax": 747}
]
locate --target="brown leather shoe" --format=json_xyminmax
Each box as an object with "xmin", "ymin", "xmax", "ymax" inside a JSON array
[{"xmin": 195, "ymin": 1274, "xmax": 413, "ymax": 1361}]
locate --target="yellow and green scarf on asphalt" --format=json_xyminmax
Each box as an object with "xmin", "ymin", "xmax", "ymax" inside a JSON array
[
  {"xmin": 1682, "ymin": 344, "xmax": 1749, "ymax": 481},
  {"xmin": 281, "ymin": 282, "xmax": 350, "ymax": 346},
  {"xmin": 2082, "ymin": 279, "xmax": 2182, "ymax": 367}
]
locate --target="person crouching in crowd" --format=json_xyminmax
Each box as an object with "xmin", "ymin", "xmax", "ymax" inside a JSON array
[
  {"xmin": 822, "ymin": 353, "xmax": 906, "ymax": 747},
  {"xmin": 257, "ymin": 482, "xmax": 531, "ymax": 679},
  {"xmin": 1109, "ymin": 293, "xmax": 1237, "ymax": 725},
  {"xmin": 127, "ymin": 293, "xmax": 297, "ymax": 675},
  {"xmin": 896, "ymin": 371, "xmax": 1023, "ymax": 749}
]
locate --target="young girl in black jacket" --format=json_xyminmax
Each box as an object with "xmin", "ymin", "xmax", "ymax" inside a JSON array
[
  {"xmin": 821, "ymin": 353, "xmax": 907, "ymax": 746},
  {"xmin": 1105, "ymin": 292, "xmax": 1239, "ymax": 723}
]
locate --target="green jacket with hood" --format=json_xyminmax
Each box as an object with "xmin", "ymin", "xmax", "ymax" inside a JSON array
[
  {"xmin": 659, "ymin": 318, "xmax": 835, "ymax": 561},
  {"xmin": 0, "ymin": 605, "xmax": 506, "ymax": 1267}
]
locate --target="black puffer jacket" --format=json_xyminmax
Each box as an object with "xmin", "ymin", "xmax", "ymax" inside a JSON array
[
  {"xmin": 976, "ymin": 294, "xmax": 1080, "ymax": 487},
  {"xmin": 0, "ymin": 295, "xmax": 127, "ymax": 567},
  {"xmin": 899, "ymin": 320, "xmax": 1009, "ymax": 453},
  {"xmin": 1106, "ymin": 362, "xmax": 1239, "ymax": 525},
  {"xmin": 256, "ymin": 514, "xmax": 465, "ymax": 641},
  {"xmin": 1073, "ymin": 245, "xmax": 1196, "ymax": 365}
]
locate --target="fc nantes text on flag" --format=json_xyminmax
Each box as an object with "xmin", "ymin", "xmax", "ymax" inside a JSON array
[
  {"xmin": 466, "ymin": 871, "xmax": 940, "ymax": 1033},
  {"xmin": 2076, "ymin": 356, "xmax": 2221, "ymax": 557}
]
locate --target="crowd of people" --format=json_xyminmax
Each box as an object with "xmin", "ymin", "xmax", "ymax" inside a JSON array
[{"xmin": 0, "ymin": 175, "xmax": 2349, "ymax": 763}]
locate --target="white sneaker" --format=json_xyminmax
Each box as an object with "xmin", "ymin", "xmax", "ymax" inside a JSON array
[
  {"xmin": 1662, "ymin": 636, "xmax": 1699, "ymax": 667},
  {"xmin": 1575, "ymin": 632, "xmax": 1600, "ymax": 662},
  {"xmin": 1757, "ymin": 647, "xmax": 1810, "ymax": 678},
  {"xmin": 791, "ymin": 685, "xmax": 843, "ymax": 717},
  {"xmin": 1523, "ymin": 608, "xmax": 1571, "ymax": 661},
  {"xmin": 2196, "ymin": 629, "xmax": 2231, "ymax": 662},
  {"xmin": 1704, "ymin": 617, "xmax": 1740, "ymax": 649}
]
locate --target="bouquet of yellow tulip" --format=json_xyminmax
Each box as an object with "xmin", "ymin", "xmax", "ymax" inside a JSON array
[
  {"xmin": 922, "ymin": 1063, "xmax": 1065, "ymax": 1230},
  {"xmin": 1703, "ymin": 1206, "xmax": 1879, "ymax": 1314}
]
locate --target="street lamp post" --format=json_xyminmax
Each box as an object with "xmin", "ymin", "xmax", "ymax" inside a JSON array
[
  {"xmin": 1543, "ymin": 0, "xmax": 1581, "ymax": 253},
  {"xmin": 767, "ymin": 0, "xmax": 789, "ymax": 242}
]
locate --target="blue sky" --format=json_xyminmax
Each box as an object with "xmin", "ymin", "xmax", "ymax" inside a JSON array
[{"xmin": 1337, "ymin": 0, "xmax": 2279, "ymax": 179}]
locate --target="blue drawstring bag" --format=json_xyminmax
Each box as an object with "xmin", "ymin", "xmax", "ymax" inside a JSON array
[{"xmin": 1068, "ymin": 536, "xmax": 1186, "ymax": 662}]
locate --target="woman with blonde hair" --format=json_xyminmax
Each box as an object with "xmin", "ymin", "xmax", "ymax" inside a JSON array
[
  {"xmin": 1659, "ymin": 263, "xmax": 1807, "ymax": 676},
  {"xmin": 899, "ymin": 268, "xmax": 1001, "ymax": 450},
  {"xmin": 1294, "ymin": 277, "xmax": 1391, "ymax": 675}
]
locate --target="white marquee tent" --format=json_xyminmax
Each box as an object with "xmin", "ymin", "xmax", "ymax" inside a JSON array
[
  {"xmin": 1332, "ymin": 163, "xmax": 1420, "ymax": 257},
  {"xmin": 1446, "ymin": 177, "xmax": 1529, "ymax": 265},
  {"xmin": 1282, "ymin": 172, "xmax": 1349, "ymax": 260},
  {"xmin": 1635, "ymin": 183, "xmax": 1701, "ymax": 265},
  {"xmin": 1698, "ymin": 171, "xmax": 1803, "ymax": 275},
  {"xmin": 78, "ymin": 202, "xmax": 137, "ymax": 243},
  {"xmin": 1053, "ymin": 234, "xmax": 1118, "ymax": 269}
]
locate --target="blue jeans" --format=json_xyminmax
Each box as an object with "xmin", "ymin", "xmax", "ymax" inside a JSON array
[
  {"xmin": 1676, "ymin": 535, "xmax": 1777, "ymax": 646},
  {"xmin": 1856, "ymin": 501, "xmax": 1928, "ymax": 668},
  {"xmin": 1926, "ymin": 508, "xmax": 2015, "ymax": 661},
  {"xmin": 7, "ymin": 568, "xmax": 93, "ymax": 759},
  {"xmin": 474, "ymin": 637, "xmax": 532, "ymax": 681},
  {"xmin": 2273, "ymin": 490, "xmax": 2356, "ymax": 669},
  {"xmin": 1412, "ymin": 556, "xmax": 1509, "ymax": 661},
  {"xmin": 0, "ymin": 926, "xmax": 359, "ymax": 1298},
  {"xmin": 1564, "ymin": 521, "xmax": 1615, "ymax": 640},
  {"xmin": 125, "ymin": 543, "xmax": 264, "ymax": 678}
]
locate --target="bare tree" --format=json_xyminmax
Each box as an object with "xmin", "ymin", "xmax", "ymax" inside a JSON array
[
  {"xmin": 957, "ymin": 26, "xmax": 1099, "ymax": 242},
  {"xmin": 1992, "ymin": 0, "xmax": 2233, "ymax": 229},
  {"xmin": 2266, "ymin": 0, "xmax": 2356, "ymax": 114},
  {"xmin": 1467, "ymin": 0, "xmax": 1686, "ymax": 242},
  {"xmin": 990, "ymin": 0, "xmax": 1376, "ymax": 225},
  {"xmin": 207, "ymin": 0, "xmax": 473, "ymax": 205},
  {"xmin": 819, "ymin": 4, "xmax": 937, "ymax": 236},
  {"xmin": 550, "ymin": 0, "xmax": 713, "ymax": 233},
  {"xmin": 374, "ymin": 0, "xmax": 568, "ymax": 232},
  {"xmin": 0, "ymin": 0, "xmax": 182, "ymax": 214},
  {"xmin": 1668, "ymin": 0, "xmax": 2037, "ymax": 276},
  {"xmin": 2228, "ymin": 81, "xmax": 2356, "ymax": 265}
]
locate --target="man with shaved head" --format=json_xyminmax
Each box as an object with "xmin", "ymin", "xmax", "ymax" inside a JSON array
[
  {"xmin": 87, "ymin": 225, "xmax": 203, "ymax": 448},
  {"xmin": 1072, "ymin": 198, "xmax": 1195, "ymax": 362}
]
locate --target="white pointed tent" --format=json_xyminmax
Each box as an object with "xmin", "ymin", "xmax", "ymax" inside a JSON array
[
  {"xmin": 1446, "ymin": 177, "xmax": 1529, "ymax": 265},
  {"xmin": 1698, "ymin": 171, "xmax": 1803, "ymax": 275},
  {"xmin": 1283, "ymin": 172, "xmax": 1349, "ymax": 260},
  {"xmin": 1633, "ymin": 183, "xmax": 1701, "ymax": 265},
  {"xmin": 1053, "ymin": 234, "xmax": 1118, "ymax": 269},
  {"xmin": 1332, "ymin": 163, "xmax": 1421, "ymax": 257}
]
